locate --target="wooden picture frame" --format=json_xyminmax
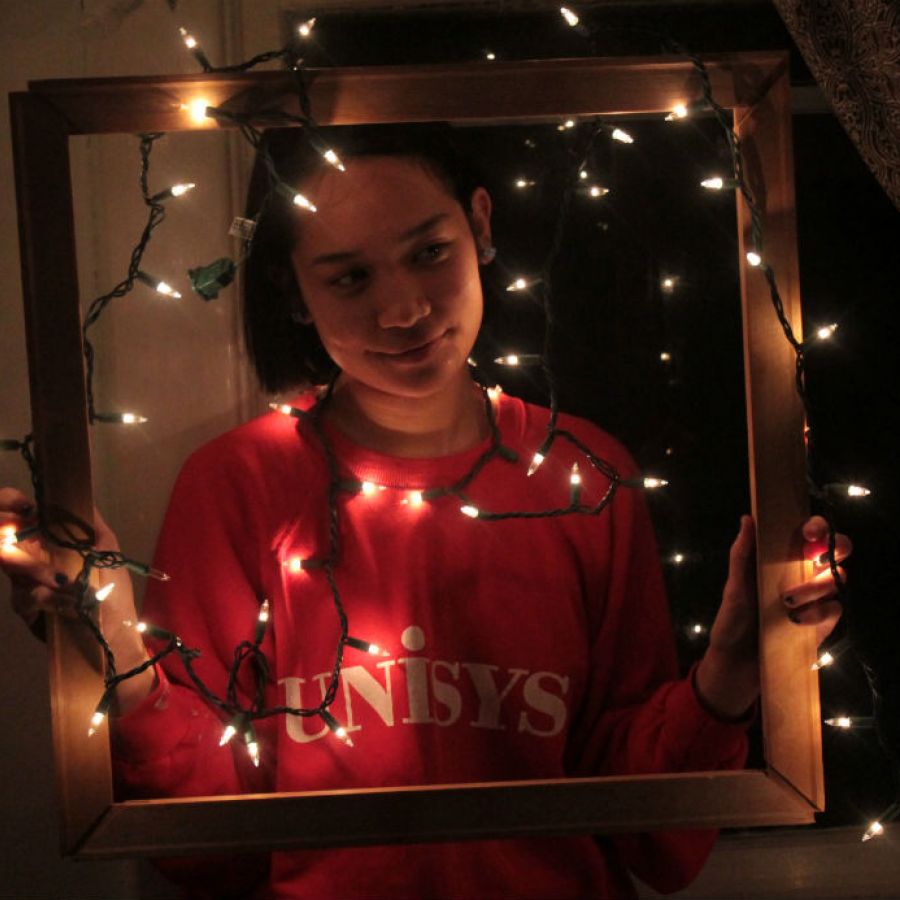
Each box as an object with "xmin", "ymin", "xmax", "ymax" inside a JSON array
[{"xmin": 9, "ymin": 51, "xmax": 819, "ymax": 859}]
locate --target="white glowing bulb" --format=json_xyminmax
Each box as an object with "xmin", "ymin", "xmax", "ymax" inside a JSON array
[
  {"xmin": 862, "ymin": 821, "xmax": 884, "ymax": 841},
  {"xmin": 487, "ymin": 385, "xmax": 503, "ymax": 402},
  {"xmin": 527, "ymin": 452, "xmax": 545, "ymax": 477},
  {"xmin": 88, "ymin": 710, "xmax": 106, "ymax": 737},
  {"xmin": 825, "ymin": 716, "xmax": 853, "ymax": 729},
  {"xmin": 560, "ymin": 6, "xmax": 580, "ymax": 26},
  {"xmin": 408, "ymin": 491, "xmax": 424, "ymax": 508},
  {"xmin": 498, "ymin": 354, "xmax": 519, "ymax": 366},
  {"xmin": 579, "ymin": 170, "xmax": 589, "ymax": 180},
  {"xmin": 460, "ymin": 505, "xmax": 480, "ymax": 519},
  {"xmin": 666, "ymin": 103, "xmax": 689, "ymax": 121},
  {"xmin": 170, "ymin": 182, "xmax": 196, "ymax": 197},
  {"xmin": 691, "ymin": 623, "xmax": 706, "ymax": 635},
  {"xmin": 135, "ymin": 621, "xmax": 149, "ymax": 633},
  {"xmin": 485, "ymin": 51, "xmax": 496, "ymax": 60},
  {"xmin": 661, "ymin": 277, "xmax": 676, "ymax": 293},
  {"xmin": 812, "ymin": 651, "xmax": 834, "ymax": 671},
  {"xmin": 570, "ymin": 464, "xmax": 582, "ymax": 486},
  {"xmin": 589, "ymin": 185, "xmax": 609, "ymax": 198},
  {"xmin": 672, "ymin": 553, "xmax": 685, "ymax": 564},
  {"xmin": 659, "ymin": 352, "xmax": 672, "ymax": 362},
  {"xmin": 643, "ymin": 477, "xmax": 668, "ymax": 489},
  {"xmin": 154, "ymin": 281, "xmax": 181, "ymax": 299},
  {"xmin": 297, "ymin": 17, "xmax": 316, "ymax": 37},
  {"xmin": 563, "ymin": 119, "xmax": 575, "ymax": 129},
  {"xmin": 816, "ymin": 324, "xmax": 838, "ymax": 340},
  {"xmin": 507, "ymin": 278, "xmax": 529, "ymax": 291},
  {"xmin": 611, "ymin": 128, "xmax": 634, "ymax": 144},
  {"xmin": 274, "ymin": 404, "xmax": 293, "ymax": 415},
  {"xmin": 746, "ymin": 251, "xmax": 763, "ymax": 267},
  {"xmin": 258, "ymin": 598, "xmax": 270, "ymax": 624},
  {"xmin": 219, "ymin": 724, "xmax": 238, "ymax": 746},
  {"xmin": 322, "ymin": 149, "xmax": 345, "ymax": 171},
  {"xmin": 1, "ymin": 525, "xmax": 17, "ymax": 548},
  {"xmin": 360, "ymin": 481, "xmax": 377, "ymax": 496},
  {"xmin": 514, "ymin": 178, "xmax": 535, "ymax": 189},
  {"xmin": 284, "ymin": 556, "xmax": 307, "ymax": 573},
  {"xmin": 179, "ymin": 27, "xmax": 198, "ymax": 49},
  {"xmin": 94, "ymin": 583, "xmax": 115, "ymax": 603},
  {"xmin": 186, "ymin": 98, "xmax": 211, "ymax": 124},
  {"xmin": 120, "ymin": 413, "xmax": 148, "ymax": 424},
  {"xmin": 292, "ymin": 192, "xmax": 317, "ymax": 212},
  {"xmin": 246, "ymin": 740, "xmax": 260, "ymax": 766},
  {"xmin": 701, "ymin": 176, "xmax": 725, "ymax": 190},
  {"xmin": 847, "ymin": 484, "xmax": 871, "ymax": 497}
]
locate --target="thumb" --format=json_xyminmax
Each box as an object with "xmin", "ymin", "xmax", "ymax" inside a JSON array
[{"xmin": 724, "ymin": 515, "xmax": 756, "ymax": 602}]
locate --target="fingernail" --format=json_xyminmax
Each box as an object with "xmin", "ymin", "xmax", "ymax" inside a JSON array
[
  {"xmin": 787, "ymin": 609, "xmax": 801, "ymax": 623},
  {"xmin": 53, "ymin": 572, "xmax": 69, "ymax": 586}
]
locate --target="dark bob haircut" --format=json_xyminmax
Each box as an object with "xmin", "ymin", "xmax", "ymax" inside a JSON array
[{"xmin": 242, "ymin": 123, "xmax": 490, "ymax": 394}]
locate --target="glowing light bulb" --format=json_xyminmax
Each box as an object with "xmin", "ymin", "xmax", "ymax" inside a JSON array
[
  {"xmin": 589, "ymin": 185, "xmax": 609, "ymax": 198},
  {"xmin": 408, "ymin": 491, "xmax": 424, "ymax": 508},
  {"xmin": 661, "ymin": 277, "xmax": 676, "ymax": 293},
  {"xmin": 170, "ymin": 182, "xmax": 195, "ymax": 197},
  {"xmin": 825, "ymin": 717, "xmax": 853, "ymax": 729},
  {"xmin": 816, "ymin": 323, "xmax": 838, "ymax": 340},
  {"xmin": 157, "ymin": 281, "xmax": 181, "ymax": 299},
  {"xmin": 506, "ymin": 278, "xmax": 529, "ymax": 291},
  {"xmin": 659, "ymin": 352, "xmax": 672, "ymax": 362},
  {"xmin": 183, "ymin": 98, "xmax": 211, "ymax": 124},
  {"xmin": 321, "ymin": 709, "xmax": 354, "ymax": 746},
  {"xmin": 322, "ymin": 149, "xmax": 345, "ymax": 171},
  {"xmin": 297, "ymin": 16, "xmax": 316, "ymax": 37},
  {"xmin": 666, "ymin": 103, "xmax": 689, "ymax": 121},
  {"xmin": 691, "ymin": 623, "xmax": 706, "ymax": 635},
  {"xmin": 746, "ymin": 251, "xmax": 763, "ymax": 267},
  {"xmin": 347, "ymin": 636, "xmax": 391, "ymax": 657},
  {"xmin": 1, "ymin": 525, "xmax": 18, "ymax": 548},
  {"xmin": 88, "ymin": 710, "xmax": 106, "ymax": 737},
  {"xmin": 847, "ymin": 484, "xmax": 871, "ymax": 497},
  {"xmin": 120, "ymin": 413, "xmax": 148, "ymax": 424},
  {"xmin": 643, "ymin": 477, "xmax": 668, "ymax": 489},
  {"xmin": 284, "ymin": 556, "xmax": 308, "ymax": 573},
  {"xmin": 360, "ymin": 481, "xmax": 377, "ymax": 496},
  {"xmin": 485, "ymin": 51, "xmax": 496, "ymax": 60},
  {"xmin": 487, "ymin": 385, "xmax": 503, "ymax": 402},
  {"xmin": 569, "ymin": 464, "xmax": 582, "ymax": 486},
  {"xmin": 460, "ymin": 505, "xmax": 480, "ymax": 519},
  {"xmin": 498, "ymin": 354, "xmax": 519, "ymax": 366},
  {"xmin": 579, "ymin": 170, "xmax": 589, "ymax": 180},
  {"xmin": 701, "ymin": 176, "xmax": 725, "ymax": 190},
  {"xmin": 862, "ymin": 821, "xmax": 884, "ymax": 842},
  {"xmin": 219, "ymin": 723, "xmax": 238, "ymax": 746},
  {"xmin": 179, "ymin": 26, "xmax": 197, "ymax": 48},
  {"xmin": 672, "ymin": 553, "xmax": 685, "ymax": 564},
  {"xmin": 292, "ymin": 192, "xmax": 317, "ymax": 212},
  {"xmin": 94, "ymin": 583, "xmax": 115, "ymax": 603},
  {"xmin": 527, "ymin": 452, "xmax": 545, "ymax": 476},
  {"xmin": 514, "ymin": 178, "xmax": 535, "ymax": 189},
  {"xmin": 812, "ymin": 651, "xmax": 834, "ymax": 671},
  {"xmin": 272, "ymin": 403, "xmax": 293, "ymax": 415},
  {"xmin": 611, "ymin": 128, "xmax": 634, "ymax": 144},
  {"xmin": 246, "ymin": 740, "xmax": 260, "ymax": 766},
  {"xmin": 560, "ymin": 6, "xmax": 580, "ymax": 26},
  {"xmin": 257, "ymin": 599, "xmax": 270, "ymax": 624},
  {"xmin": 561, "ymin": 119, "xmax": 576, "ymax": 130}
]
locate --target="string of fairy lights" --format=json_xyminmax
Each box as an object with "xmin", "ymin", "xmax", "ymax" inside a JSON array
[{"xmin": 1, "ymin": 4, "xmax": 893, "ymax": 839}]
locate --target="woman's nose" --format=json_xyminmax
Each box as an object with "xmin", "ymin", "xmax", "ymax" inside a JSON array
[{"xmin": 375, "ymin": 272, "xmax": 431, "ymax": 329}]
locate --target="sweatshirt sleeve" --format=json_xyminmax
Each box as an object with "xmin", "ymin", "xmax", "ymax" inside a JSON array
[
  {"xmin": 566, "ymin": 441, "xmax": 750, "ymax": 894},
  {"xmin": 110, "ymin": 439, "xmax": 274, "ymax": 801}
]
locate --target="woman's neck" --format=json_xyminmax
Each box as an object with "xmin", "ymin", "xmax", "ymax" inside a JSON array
[{"xmin": 324, "ymin": 372, "xmax": 489, "ymax": 458}]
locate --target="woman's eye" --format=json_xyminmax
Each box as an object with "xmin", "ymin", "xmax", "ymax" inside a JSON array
[
  {"xmin": 414, "ymin": 242, "xmax": 451, "ymax": 264},
  {"xmin": 330, "ymin": 268, "xmax": 368, "ymax": 289}
]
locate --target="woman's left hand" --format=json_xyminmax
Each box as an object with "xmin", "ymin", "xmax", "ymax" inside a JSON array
[{"xmin": 693, "ymin": 514, "xmax": 850, "ymax": 721}]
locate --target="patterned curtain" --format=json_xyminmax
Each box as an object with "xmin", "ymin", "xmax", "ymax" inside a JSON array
[{"xmin": 773, "ymin": 0, "xmax": 900, "ymax": 211}]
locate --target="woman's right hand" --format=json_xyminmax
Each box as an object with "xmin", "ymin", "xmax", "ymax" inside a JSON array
[{"xmin": 1, "ymin": 486, "xmax": 155, "ymax": 713}]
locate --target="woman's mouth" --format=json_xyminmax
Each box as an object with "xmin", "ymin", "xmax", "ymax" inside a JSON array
[{"xmin": 376, "ymin": 331, "xmax": 447, "ymax": 364}]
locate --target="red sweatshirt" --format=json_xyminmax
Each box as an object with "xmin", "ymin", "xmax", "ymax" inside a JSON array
[{"xmin": 112, "ymin": 390, "xmax": 748, "ymax": 899}]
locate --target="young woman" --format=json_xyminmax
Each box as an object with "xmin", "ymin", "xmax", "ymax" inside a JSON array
[{"xmin": 1, "ymin": 125, "xmax": 848, "ymax": 899}]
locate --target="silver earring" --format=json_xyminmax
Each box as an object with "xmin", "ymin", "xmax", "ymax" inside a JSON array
[{"xmin": 479, "ymin": 245, "xmax": 497, "ymax": 265}]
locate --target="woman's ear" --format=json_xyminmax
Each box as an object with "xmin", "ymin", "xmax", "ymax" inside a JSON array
[{"xmin": 469, "ymin": 186, "xmax": 493, "ymax": 250}]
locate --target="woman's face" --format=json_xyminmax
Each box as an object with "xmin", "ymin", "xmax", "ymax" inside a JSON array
[{"xmin": 290, "ymin": 156, "xmax": 491, "ymax": 400}]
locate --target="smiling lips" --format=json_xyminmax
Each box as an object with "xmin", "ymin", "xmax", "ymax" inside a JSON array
[{"xmin": 377, "ymin": 331, "xmax": 447, "ymax": 363}]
